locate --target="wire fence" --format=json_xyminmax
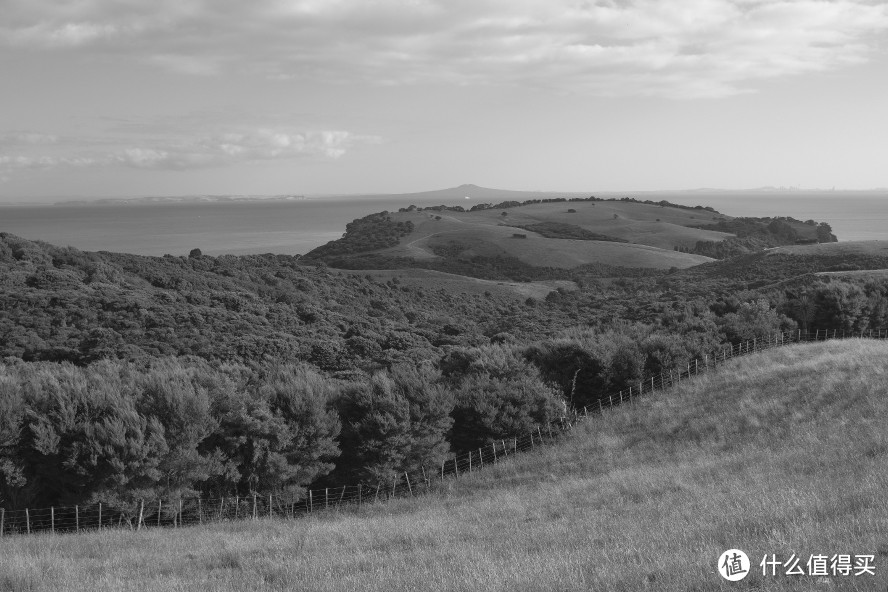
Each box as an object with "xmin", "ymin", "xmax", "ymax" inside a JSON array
[{"xmin": 1, "ymin": 327, "xmax": 885, "ymax": 538}]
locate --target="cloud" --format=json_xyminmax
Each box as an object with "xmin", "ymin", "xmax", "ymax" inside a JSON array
[
  {"xmin": 0, "ymin": 127, "xmax": 380, "ymax": 177},
  {"xmin": 0, "ymin": 132, "xmax": 60, "ymax": 145},
  {"xmin": 2, "ymin": 1, "xmax": 887, "ymax": 97}
]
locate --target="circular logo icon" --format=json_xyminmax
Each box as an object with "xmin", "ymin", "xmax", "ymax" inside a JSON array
[{"xmin": 718, "ymin": 549, "xmax": 750, "ymax": 581}]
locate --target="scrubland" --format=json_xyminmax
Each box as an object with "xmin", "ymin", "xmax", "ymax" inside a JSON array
[{"xmin": 2, "ymin": 339, "xmax": 887, "ymax": 591}]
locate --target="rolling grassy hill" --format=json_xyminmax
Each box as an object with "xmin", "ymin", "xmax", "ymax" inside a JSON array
[
  {"xmin": 313, "ymin": 200, "xmax": 727, "ymax": 272},
  {"xmin": 677, "ymin": 239, "xmax": 888, "ymax": 286},
  {"xmin": 2, "ymin": 339, "xmax": 885, "ymax": 591}
]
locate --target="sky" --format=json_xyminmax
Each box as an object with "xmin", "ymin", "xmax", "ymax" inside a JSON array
[{"xmin": 1, "ymin": 0, "xmax": 888, "ymax": 202}]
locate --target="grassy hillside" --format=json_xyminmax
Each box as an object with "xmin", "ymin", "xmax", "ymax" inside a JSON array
[
  {"xmin": 309, "ymin": 201, "xmax": 723, "ymax": 272},
  {"xmin": 2, "ymin": 339, "xmax": 885, "ymax": 591}
]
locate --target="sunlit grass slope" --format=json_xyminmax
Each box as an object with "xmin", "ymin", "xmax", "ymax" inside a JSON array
[{"xmin": 2, "ymin": 340, "xmax": 887, "ymax": 591}]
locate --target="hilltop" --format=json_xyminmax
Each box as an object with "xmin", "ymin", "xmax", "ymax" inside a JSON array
[
  {"xmin": 303, "ymin": 195, "xmax": 840, "ymax": 280},
  {"xmin": 2, "ymin": 339, "xmax": 885, "ymax": 591}
]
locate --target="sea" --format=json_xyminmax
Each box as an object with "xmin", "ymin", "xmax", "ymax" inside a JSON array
[{"xmin": 0, "ymin": 191, "xmax": 886, "ymax": 257}]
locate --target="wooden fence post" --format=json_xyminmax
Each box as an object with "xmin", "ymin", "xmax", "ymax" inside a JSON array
[
  {"xmin": 252, "ymin": 495, "xmax": 257, "ymax": 520},
  {"xmin": 75, "ymin": 505, "xmax": 79, "ymax": 532},
  {"xmin": 405, "ymin": 473, "xmax": 413, "ymax": 496},
  {"xmin": 468, "ymin": 450, "xmax": 472, "ymax": 472},
  {"xmin": 530, "ymin": 431, "xmax": 534, "ymax": 450},
  {"xmin": 308, "ymin": 491, "xmax": 312, "ymax": 513},
  {"xmin": 197, "ymin": 498, "xmax": 202, "ymax": 525},
  {"xmin": 26, "ymin": 508, "xmax": 30, "ymax": 534},
  {"xmin": 0, "ymin": 508, "xmax": 4, "ymax": 537},
  {"xmin": 421, "ymin": 465, "xmax": 429, "ymax": 488},
  {"xmin": 338, "ymin": 486, "xmax": 346, "ymax": 506},
  {"xmin": 157, "ymin": 499, "xmax": 162, "ymax": 527},
  {"xmin": 455, "ymin": 456, "xmax": 459, "ymax": 477},
  {"xmin": 478, "ymin": 447, "xmax": 484, "ymax": 467},
  {"xmin": 441, "ymin": 460, "xmax": 445, "ymax": 481},
  {"xmin": 609, "ymin": 395, "xmax": 613, "ymax": 407},
  {"xmin": 326, "ymin": 488, "xmax": 329, "ymax": 510},
  {"xmin": 269, "ymin": 494, "xmax": 273, "ymax": 518},
  {"xmin": 234, "ymin": 496, "xmax": 239, "ymax": 519},
  {"xmin": 178, "ymin": 499, "xmax": 183, "ymax": 527},
  {"xmin": 219, "ymin": 497, "xmax": 224, "ymax": 520},
  {"xmin": 138, "ymin": 499, "xmax": 144, "ymax": 531},
  {"xmin": 98, "ymin": 503, "xmax": 102, "ymax": 531},
  {"xmin": 492, "ymin": 442, "xmax": 497, "ymax": 462},
  {"xmin": 374, "ymin": 484, "xmax": 379, "ymax": 503},
  {"xmin": 598, "ymin": 399, "xmax": 603, "ymax": 413},
  {"xmin": 51, "ymin": 507, "xmax": 55, "ymax": 534}
]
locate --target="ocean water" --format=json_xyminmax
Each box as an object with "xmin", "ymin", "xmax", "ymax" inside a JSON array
[
  {"xmin": 0, "ymin": 197, "xmax": 463, "ymax": 257},
  {"xmin": 1, "ymin": 191, "xmax": 886, "ymax": 257}
]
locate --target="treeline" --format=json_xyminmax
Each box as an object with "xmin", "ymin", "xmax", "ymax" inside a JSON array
[
  {"xmin": 0, "ymin": 347, "xmax": 566, "ymax": 511},
  {"xmin": 507, "ymin": 222, "xmax": 628, "ymax": 243},
  {"xmin": 305, "ymin": 212, "xmax": 414, "ymax": 259},
  {"xmin": 689, "ymin": 217, "xmax": 837, "ymax": 259}
]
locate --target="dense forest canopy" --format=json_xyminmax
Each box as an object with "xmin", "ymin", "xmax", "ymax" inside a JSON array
[{"xmin": 0, "ymin": 206, "xmax": 885, "ymax": 513}]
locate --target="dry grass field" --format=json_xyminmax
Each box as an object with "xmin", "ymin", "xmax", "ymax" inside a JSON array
[
  {"xmin": 2, "ymin": 339, "xmax": 886, "ymax": 591},
  {"xmin": 383, "ymin": 202, "xmax": 720, "ymax": 269},
  {"xmin": 336, "ymin": 268, "xmax": 577, "ymax": 299},
  {"xmin": 770, "ymin": 240, "xmax": 888, "ymax": 257}
]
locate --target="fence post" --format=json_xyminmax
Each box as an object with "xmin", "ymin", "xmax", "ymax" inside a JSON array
[
  {"xmin": 530, "ymin": 431, "xmax": 534, "ymax": 450},
  {"xmin": 405, "ymin": 473, "xmax": 413, "ymax": 496},
  {"xmin": 455, "ymin": 456, "xmax": 460, "ymax": 477},
  {"xmin": 468, "ymin": 451, "xmax": 472, "ymax": 472},
  {"xmin": 308, "ymin": 491, "xmax": 312, "ymax": 513},
  {"xmin": 219, "ymin": 498, "xmax": 224, "ymax": 520},
  {"xmin": 178, "ymin": 499, "xmax": 183, "ymax": 527},
  {"xmin": 325, "ymin": 488, "xmax": 329, "ymax": 510},
  {"xmin": 598, "ymin": 399, "xmax": 603, "ymax": 413},
  {"xmin": 157, "ymin": 499, "xmax": 162, "ymax": 527},
  {"xmin": 478, "ymin": 447, "xmax": 484, "ymax": 467},
  {"xmin": 138, "ymin": 499, "xmax": 144, "ymax": 531},
  {"xmin": 234, "ymin": 496, "xmax": 239, "ymax": 519},
  {"xmin": 26, "ymin": 508, "xmax": 31, "ymax": 534},
  {"xmin": 492, "ymin": 442, "xmax": 497, "ymax": 462},
  {"xmin": 503, "ymin": 438, "xmax": 508, "ymax": 454},
  {"xmin": 538, "ymin": 426, "xmax": 544, "ymax": 442},
  {"xmin": 620, "ymin": 390, "xmax": 624, "ymax": 404},
  {"xmin": 513, "ymin": 437, "xmax": 517, "ymax": 454},
  {"xmin": 441, "ymin": 460, "xmax": 445, "ymax": 480},
  {"xmin": 338, "ymin": 486, "xmax": 346, "ymax": 506},
  {"xmin": 269, "ymin": 494, "xmax": 273, "ymax": 518},
  {"xmin": 374, "ymin": 484, "xmax": 380, "ymax": 503},
  {"xmin": 75, "ymin": 505, "xmax": 79, "ymax": 532},
  {"xmin": 0, "ymin": 508, "xmax": 4, "ymax": 537},
  {"xmin": 422, "ymin": 465, "xmax": 429, "ymax": 487},
  {"xmin": 98, "ymin": 503, "xmax": 102, "ymax": 531},
  {"xmin": 252, "ymin": 494, "xmax": 257, "ymax": 520},
  {"xmin": 609, "ymin": 395, "xmax": 613, "ymax": 407},
  {"xmin": 695, "ymin": 359, "xmax": 698, "ymax": 374},
  {"xmin": 51, "ymin": 506, "xmax": 55, "ymax": 534},
  {"xmin": 198, "ymin": 498, "xmax": 202, "ymax": 525}
]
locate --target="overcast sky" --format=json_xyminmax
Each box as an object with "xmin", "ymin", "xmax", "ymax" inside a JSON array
[{"xmin": 1, "ymin": 0, "xmax": 887, "ymax": 201}]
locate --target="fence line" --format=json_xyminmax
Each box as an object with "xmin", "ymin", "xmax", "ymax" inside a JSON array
[{"xmin": 1, "ymin": 328, "xmax": 884, "ymax": 538}]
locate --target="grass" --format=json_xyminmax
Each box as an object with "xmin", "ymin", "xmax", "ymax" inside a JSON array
[
  {"xmin": 2, "ymin": 340, "xmax": 887, "ymax": 591},
  {"xmin": 771, "ymin": 240, "xmax": 888, "ymax": 257},
  {"xmin": 381, "ymin": 202, "xmax": 723, "ymax": 269},
  {"xmin": 336, "ymin": 268, "xmax": 577, "ymax": 300}
]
